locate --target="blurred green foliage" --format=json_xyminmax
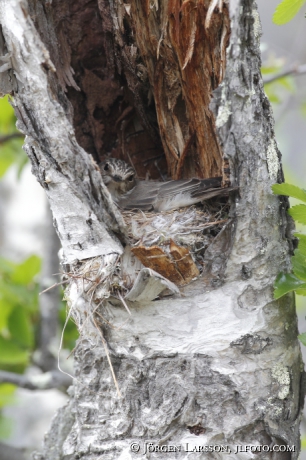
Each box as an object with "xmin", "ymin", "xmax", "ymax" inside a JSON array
[
  {"xmin": 0, "ymin": 96, "xmax": 27, "ymax": 178},
  {"xmin": 0, "ymin": 95, "xmax": 78, "ymax": 439},
  {"xmin": 273, "ymin": 0, "xmax": 306, "ymax": 25},
  {"xmin": 263, "ymin": 9, "xmax": 306, "ymax": 439},
  {"xmin": 0, "ymin": 254, "xmax": 77, "ymax": 370},
  {"xmin": 272, "ymin": 183, "xmax": 306, "ymax": 300},
  {"xmin": 0, "ymin": 253, "xmax": 78, "ymax": 439},
  {"xmin": 0, "ymin": 255, "xmax": 41, "ymax": 372},
  {"xmin": 272, "ymin": 184, "xmax": 306, "ymax": 349},
  {"xmin": 0, "ymin": 383, "xmax": 14, "ymax": 438},
  {"xmin": 0, "ymin": 255, "xmax": 40, "ymax": 439},
  {"xmin": 262, "ymin": 61, "xmax": 295, "ymax": 104}
]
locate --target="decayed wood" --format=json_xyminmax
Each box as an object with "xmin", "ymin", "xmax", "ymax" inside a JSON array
[
  {"xmin": 110, "ymin": 0, "xmax": 231, "ymax": 179},
  {"xmin": 30, "ymin": 0, "xmax": 229, "ymax": 182},
  {"xmin": 170, "ymin": 238, "xmax": 200, "ymax": 280},
  {"xmin": 132, "ymin": 240, "xmax": 199, "ymax": 285},
  {"xmin": 132, "ymin": 245, "xmax": 186, "ymax": 284}
]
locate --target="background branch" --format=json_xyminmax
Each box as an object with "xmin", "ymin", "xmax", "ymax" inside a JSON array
[
  {"xmin": 0, "ymin": 369, "xmax": 72, "ymax": 391},
  {"xmin": 0, "ymin": 133, "xmax": 24, "ymax": 144},
  {"xmin": 264, "ymin": 63, "xmax": 306, "ymax": 85}
]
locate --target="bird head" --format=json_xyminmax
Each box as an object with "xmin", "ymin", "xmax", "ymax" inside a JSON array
[{"xmin": 100, "ymin": 158, "xmax": 137, "ymax": 200}]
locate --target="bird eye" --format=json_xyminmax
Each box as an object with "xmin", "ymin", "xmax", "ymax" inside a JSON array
[
  {"xmin": 128, "ymin": 175, "xmax": 134, "ymax": 182},
  {"xmin": 104, "ymin": 163, "xmax": 109, "ymax": 171}
]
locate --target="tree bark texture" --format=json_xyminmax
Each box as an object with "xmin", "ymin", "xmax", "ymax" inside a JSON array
[{"xmin": 0, "ymin": 0, "xmax": 304, "ymax": 459}]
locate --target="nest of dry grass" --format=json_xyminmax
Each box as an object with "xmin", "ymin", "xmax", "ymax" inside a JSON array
[
  {"xmin": 122, "ymin": 201, "xmax": 230, "ymax": 274},
  {"xmin": 123, "ymin": 202, "xmax": 228, "ymax": 244}
]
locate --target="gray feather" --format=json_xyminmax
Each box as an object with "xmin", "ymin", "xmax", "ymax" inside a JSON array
[{"xmin": 100, "ymin": 158, "xmax": 237, "ymax": 212}]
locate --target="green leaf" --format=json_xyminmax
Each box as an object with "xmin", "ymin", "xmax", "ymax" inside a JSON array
[
  {"xmin": 0, "ymin": 336, "xmax": 29, "ymax": 365},
  {"xmin": 274, "ymin": 272, "xmax": 306, "ymax": 299},
  {"xmin": 272, "ymin": 183, "xmax": 306, "ymax": 202},
  {"xmin": 261, "ymin": 65, "xmax": 282, "ymax": 75},
  {"xmin": 0, "ymin": 300, "xmax": 14, "ymax": 332},
  {"xmin": 0, "ymin": 280, "xmax": 31, "ymax": 308},
  {"xmin": 0, "ymin": 384, "xmax": 15, "ymax": 409},
  {"xmin": 292, "ymin": 248, "xmax": 306, "ymax": 280},
  {"xmin": 0, "ymin": 95, "xmax": 25, "ymax": 178},
  {"xmin": 0, "ymin": 146, "xmax": 16, "ymax": 178},
  {"xmin": 10, "ymin": 255, "xmax": 41, "ymax": 285},
  {"xmin": 0, "ymin": 257, "xmax": 16, "ymax": 275},
  {"xmin": 294, "ymin": 233, "xmax": 306, "ymax": 255},
  {"xmin": 296, "ymin": 288, "xmax": 306, "ymax": 296},
  {"xmin": 0, "ymin": 413, "xmax": 13, "ymax": 440},
  {"xmin": 0, "ymin": 96, "xmax": 16, "ymax": 131},
  {"xmin": 273, "ymin": 0, "xmax": 306, "ymax": 25},
  {"xmin": 301, "ymin": 435, "xmax": 306, "ymax": 449},
  {"xmin": 264, "ymin": 86, "xmax": 280, "ymax": 104},
  {"xmin": 288, "ymin": 204, "xmax": 306, "ymax": 225},
  {"xmin": 0, "ymin": 139, "xmax": 25, "ymax": 179},
  {"xmin": 276, "ymin": 76, "xmax": 295, "ymax": 93},
  {"xmin": 298, "ymin": 332, "xmax": 306, "ymax": 346},
  {"xmin": 8, "ymin": 307, "xmax": 34, "ymax": 349}
]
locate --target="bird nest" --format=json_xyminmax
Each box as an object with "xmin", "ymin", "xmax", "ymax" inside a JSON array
[
  {"xmin": 121, "ymin": 201, "xmax": 230, "ymax": 286},
  {"xmin": 59, "ymin": 202, "xmax": 231, "ymax": 398},
  {"xmin": 122, "ymin": 203, "xmax": 227, "ymax": 246}
]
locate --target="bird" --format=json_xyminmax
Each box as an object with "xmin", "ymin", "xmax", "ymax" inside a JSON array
[{"xmin": 100, "ymin": 158, "xmax": 236, "ymax": 212}]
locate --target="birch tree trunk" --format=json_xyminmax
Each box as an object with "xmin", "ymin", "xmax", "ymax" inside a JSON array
[{"xmin": 0, "ymin": 0, "xmax": 304, "ymax": 459}]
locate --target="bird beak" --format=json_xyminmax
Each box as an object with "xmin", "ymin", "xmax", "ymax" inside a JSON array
[{"xmin": 113, "ymin": 175, "xmax": 122, "ymax": 182}]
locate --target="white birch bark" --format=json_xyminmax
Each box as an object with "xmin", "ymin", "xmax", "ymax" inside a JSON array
[{"xmin": 0, "ymin": 0, "xmax": 304, "ymax": 459}]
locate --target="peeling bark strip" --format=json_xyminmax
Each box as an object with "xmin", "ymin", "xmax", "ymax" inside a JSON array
[{"xmin": 110, "ymin": 0, "xmax": 231, "ymax": 179}]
